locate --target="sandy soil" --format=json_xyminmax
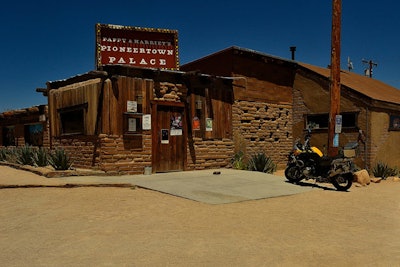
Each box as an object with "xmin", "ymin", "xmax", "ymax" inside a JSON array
[{"xmin": 1, "ymin": 166, "xmax": 400, "ymax": 266}]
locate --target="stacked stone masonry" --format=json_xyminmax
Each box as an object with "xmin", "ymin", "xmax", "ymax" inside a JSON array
[
  {"xmin": 52, "ymin": 133, "xmax": 152, "ymax": 174},
  {"xmin": 186, "ymin": 138, "xmax": 234, "ymax": 170},
  {"xmin": 232, "ymin": 100, "xmax": 293, "ymax": 167}
]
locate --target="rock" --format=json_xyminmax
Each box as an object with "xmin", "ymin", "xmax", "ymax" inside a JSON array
[
  {"xmin": 353, "ymin": 169, "xmax": 371, "ymax": 186},
  {"xmin": 370, "ymin": 177, "xmax": 382, "ymax": 183}
]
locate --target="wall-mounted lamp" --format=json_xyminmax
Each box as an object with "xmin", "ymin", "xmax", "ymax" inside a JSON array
[{"xmin": 195, "ymin": 100, "xmax": 202, "ymax": 110}]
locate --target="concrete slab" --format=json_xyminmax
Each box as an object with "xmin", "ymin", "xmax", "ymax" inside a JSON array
[
  {"xmin": 121, "ymin": 169, "xmax": 315, "ymax": 204},
  {"xmin": 0, "ymin": 165, "xmax": 315, "ymax": 204}
]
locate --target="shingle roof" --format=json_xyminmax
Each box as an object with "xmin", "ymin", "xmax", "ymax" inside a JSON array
[{"xmin": 299, "ymin": 63, "xmax": 400, "ymax": 105}]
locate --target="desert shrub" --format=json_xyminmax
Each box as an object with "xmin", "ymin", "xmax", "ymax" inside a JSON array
[
  {"xmin": 4, "ymin": 147, "xmax": 18, "ymax": 163},
  {"xmin": 0, "ymin": 147, "xmax": 9, "ymax": 161},
  {"xmin": 231, "ymin": 150, "xmax": 247, "ymax": 170},
  {"xmin": 247, "ymin": 152, "xmax": 276, "ymax": 173},
  {"xmin": 48, "ymin": 148, "xmax": 72, "ymax": 170},
  {"xmin": 0, "ymin": 147, "xmax": 18, "ymax": 163},
  {"xmin": 372, "ymin": 161, "xmax": 399, "ymax": 179},
  {"xmin": 33, "ymin": 147, "xmax": 49, "ymax": 167},
  {"xmin": 16, "ymin": 145, "xmax": 35, "ymax": 166}
]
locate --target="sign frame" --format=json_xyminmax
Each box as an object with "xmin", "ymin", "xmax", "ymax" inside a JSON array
[{"xmin": 96, "ymin": 23, "xmax": 179, "ymax": 70}]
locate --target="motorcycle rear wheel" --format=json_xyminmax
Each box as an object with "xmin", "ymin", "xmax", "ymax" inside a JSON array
[
  {"xmin": 285, "ymin": 164, "xmax": 303, "ymax": 184},
  {"xmin": 331, "ymin": 173, "xmax": 353, "ymax": 191}
]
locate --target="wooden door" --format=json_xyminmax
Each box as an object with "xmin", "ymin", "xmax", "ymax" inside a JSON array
[{"xmin": 152, "ymin": 102, "xmax": 186, "ymax": 172}]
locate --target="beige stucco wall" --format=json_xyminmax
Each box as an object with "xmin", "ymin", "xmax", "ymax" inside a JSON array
[
  {"xmin": 293, "ymin": 73, "xmax": 361, "ymax": 146},
  {"xmin": 369, "ymin": 111, "xmax": 400, "ymax": 168}
]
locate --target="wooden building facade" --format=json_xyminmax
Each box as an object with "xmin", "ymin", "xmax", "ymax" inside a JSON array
[{"xmin": 42, "ymin": 65, "xmax": 234, "ymax": 174}]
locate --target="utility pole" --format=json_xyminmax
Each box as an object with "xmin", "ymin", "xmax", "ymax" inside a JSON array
[
  {"xmin": 328, "ymin": 0, "xmax": 342, "ymax": 157},
  {"xmin": 362, "ymin": 59, "xmax": 378, "ymax": 78}
]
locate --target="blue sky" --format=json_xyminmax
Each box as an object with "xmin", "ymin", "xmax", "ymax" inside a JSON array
[{"xmin": 1, "ymin": 0, "xmax": 399, "ymax": 111}]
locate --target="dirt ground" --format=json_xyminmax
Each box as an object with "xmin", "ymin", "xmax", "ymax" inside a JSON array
[{"xmin": 1, "ymin": 166, "xmax": 400, "ymax": 267}]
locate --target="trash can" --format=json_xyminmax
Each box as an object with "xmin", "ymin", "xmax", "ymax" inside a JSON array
[{"xmin": 144, "ymin": 166, "xmax": 152, "ymax": 175}]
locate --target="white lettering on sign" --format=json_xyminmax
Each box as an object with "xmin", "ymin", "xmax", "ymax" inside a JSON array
[
  {"xmin": 102, "ymin": 37, "xmax": 172, "ymax": 46},
  {"xmin": 108, "ymin": 56, "xmax": 167, "ymax": 66},
  {"xmin": 101, "ymin": 45, "xmax": 174, "ymax": 56}
]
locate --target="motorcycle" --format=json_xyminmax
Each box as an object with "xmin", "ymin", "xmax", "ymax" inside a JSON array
[{"xmin": 285, "ymin": 128, "xmax": 355, "ymax": 191}]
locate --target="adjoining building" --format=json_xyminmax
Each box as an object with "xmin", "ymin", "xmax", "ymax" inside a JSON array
[
  {"xmin": 294, "ymin": 62, "xmax": 400, "ymax": 169},
  {"xmin": 182, "ymin": 46, "xmax": 400, "ymax": 169},
  {"xmin": 0, "ymin": 105, "xmax": 49, "ymax": 148}
]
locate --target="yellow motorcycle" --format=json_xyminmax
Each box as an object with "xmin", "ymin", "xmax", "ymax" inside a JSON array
[{"xmin": 285, "ymin": 128, "xmax": 354, "ymax": 191}]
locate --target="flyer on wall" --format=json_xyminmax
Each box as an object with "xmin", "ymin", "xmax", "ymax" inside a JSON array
[
  {"xmin": 170, "ymin": 113, "xmax": 183, "ymax": 136},
  {"xmin": 206, "ymin": 118, "xmax": 213, "ymax": 131}
]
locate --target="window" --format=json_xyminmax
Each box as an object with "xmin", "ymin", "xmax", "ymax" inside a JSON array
[
  {"xmin": 306, "ymin": 114, "xmax": 329, "ymax": 129},
  {"xmin": 306, "ymin": 112, "xmax": 357, "ymax": 130},
  {"xmin": 24, "ymin": 123, "xmax": 44, "ymax": 146},
  {"xmin": 389, "ymin": 115, "xmax": 400, "ymax": 131},
  {"xmin": 58, "ymin": 103, "xmax": 87, "ymax": 135},
  {"xmin": 2, "ymin": 126, "xmax": 15, "ymax": 146}
]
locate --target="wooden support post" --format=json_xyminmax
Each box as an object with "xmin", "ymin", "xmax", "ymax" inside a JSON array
[{"xmin": 328, "ymin": 0, "xmax": 342, "ymax": 157}]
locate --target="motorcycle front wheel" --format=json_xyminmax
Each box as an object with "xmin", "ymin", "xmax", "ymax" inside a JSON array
[
  {"xmin": 331, "ymin": 173, "xmax": 353, "ymax": 191},
  {"xmin": 285, "ymin": 164, "xmax": 303, "ymax": 184}
]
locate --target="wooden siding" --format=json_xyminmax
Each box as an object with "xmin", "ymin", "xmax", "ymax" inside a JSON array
[
  {"xmin": 49, "ymin": 78, "xmax": 103, "ymax": 136},
  {"xmin": 232, "ymin": 76, "xmax": 292, "ymax": 104},
  {"xmin": 101, "ymin": 77, "xmax": 153, "ymax": 135}
]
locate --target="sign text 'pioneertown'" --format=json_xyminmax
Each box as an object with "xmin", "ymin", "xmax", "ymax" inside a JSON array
[{"xmin": 96, "ymin": 24, "xmax": 179, "ymax": 70}]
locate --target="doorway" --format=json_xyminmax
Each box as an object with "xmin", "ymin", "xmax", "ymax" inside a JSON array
[{"xmin": 152, "ymin": 101, "xmax": 186, "ymax": 172}]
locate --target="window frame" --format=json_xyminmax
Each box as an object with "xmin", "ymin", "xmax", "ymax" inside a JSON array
[
  {"xmin": 58, "ymin": 103, "xmax": 88, "ymax": 136},
  {"xmin": 2, "ymin": 126, "xmax": 16, "ymax": 146},
  {"xmin": 24, "ymin": 123, "xmax": 44, "ymax": 146},
  {"xmin": 389, "ymin": 114, "xmax": 400, "ymax": 131},
  {"xmin": 305, "ymin": 112, "xmax": 358, "ymax": 131}
]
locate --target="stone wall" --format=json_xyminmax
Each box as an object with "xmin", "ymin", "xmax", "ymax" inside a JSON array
[
  {"xmin": 232, "ymin": 100, "xmax": 293, "ymax": 168},
  {"xmin": 97, "ymin": 134, "xmax": 152, "ymax": 174},
  {"xmin": 186, "ymin": 138, "xmax": 234, "ymax": 170},
  {"xmin": 51, "ymin": 135, "xmax": 100, "ymax": 170},
  {"xmin": 52, "ymin": 133, "xmax": 152, "ymax": 175}
]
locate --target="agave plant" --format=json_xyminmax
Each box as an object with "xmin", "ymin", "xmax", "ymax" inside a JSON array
[
  {"xmin": 247, "ymin": 152, "xmax": 277, "ymax": 173},
  {"xmin": 33, "ymin": 147, "xmax": 49, "ymax": 167},
  {"xmin": 16, "ymin": 145, "xmax": 35, "ymax": 166},
  {"xmin": 48, "ymin": 148, "xmax": 73, "ymax": 170},
  {"xmin": 372, "ymin": 161, "xmax": 399, "ymax": 179},
  {"xmin": 0, "ymin": 147, "xmax": 9, "ymax": 161}
]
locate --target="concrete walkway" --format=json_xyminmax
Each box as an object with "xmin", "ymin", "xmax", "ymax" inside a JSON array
[{"xmin": 0, "ymin": 166, "xmax": 315, "ymax": 204}]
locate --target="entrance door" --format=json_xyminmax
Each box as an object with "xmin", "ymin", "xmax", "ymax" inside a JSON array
[{"xmin": 152, "ymin": 102, "xmax": 186, "ymax": 173}]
